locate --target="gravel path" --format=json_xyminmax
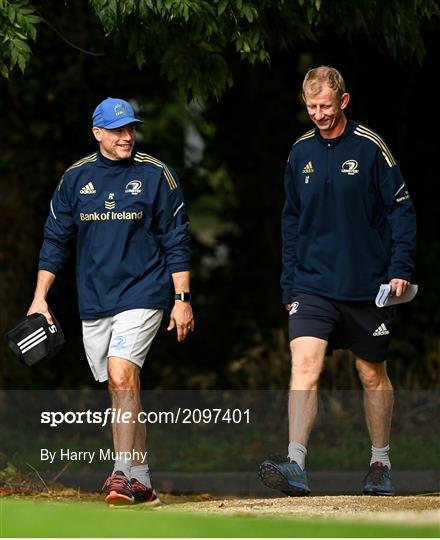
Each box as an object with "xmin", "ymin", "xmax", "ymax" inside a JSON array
[{"xmin": 166, "ymin": 495, "xmax": 440, "ymax": 525}]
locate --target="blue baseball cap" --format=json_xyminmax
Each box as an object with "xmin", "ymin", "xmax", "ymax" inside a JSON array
[{"xmin": 92, "ymin": 97, "xmax": 143, "ymax": 129}]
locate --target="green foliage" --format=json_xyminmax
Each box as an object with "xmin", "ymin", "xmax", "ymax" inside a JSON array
[
  {"xmin": 0, "ymin": 0, "xmax": 41, "ymax": 77},
  {"xmin": 1, "ymin": 1, "xmax": 439, "ymax": 98},
  {"xmin": 312, "ymin": 0, "xmax": 440, "ymax": 65},
  {"xmin": 89, "ymin": 0, "xmax": 440, "ymax": 99},
  {"xmin": 89, "ymin": 0, "xmax": 271, "ymax": 99}
]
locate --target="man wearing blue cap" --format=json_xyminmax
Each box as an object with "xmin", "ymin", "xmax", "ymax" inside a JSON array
[{"xmin": 27, "ymin": 97, "xmax": 194, "ymax": 506}]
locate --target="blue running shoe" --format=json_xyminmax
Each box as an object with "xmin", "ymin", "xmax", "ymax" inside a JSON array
[
  {"xmin": 363, "ymin": 461, "xmax": 394, "ymax": 496},
  {"xmin": 259, "ymin": 455, "xmax": 311, "ymax": 496}
]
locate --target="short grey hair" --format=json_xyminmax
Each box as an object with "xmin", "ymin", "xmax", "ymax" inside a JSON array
[{"xmin": 302, "ymin": 66, "xmax": 346, "ymax": 99}]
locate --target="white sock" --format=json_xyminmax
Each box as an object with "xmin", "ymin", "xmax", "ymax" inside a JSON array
[
  {"xmin": 112, "ymin": 458, "xmax": 131, "ymax": 477},
  {"xmin": 288, "ymin": 441, "xmax": 307, "ymax": 470},
  {"xmin": 370, "ymin": 445, "xmax": 391, "ymax": 469},
  {"xmin": 131, "ymin": 464, "xmax": 152, "ymax": 488}
]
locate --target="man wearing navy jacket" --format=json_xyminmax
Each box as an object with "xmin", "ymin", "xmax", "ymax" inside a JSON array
[
  {"xmin": 27, "ymin": 97, "xmax": 194, "ymax": 506},
  {"xmin": 259, "ymin": 67, "xmax": 416, "ymax": 496}
]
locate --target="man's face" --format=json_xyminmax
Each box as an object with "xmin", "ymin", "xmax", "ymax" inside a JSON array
[
  {"xmin": 303, "ymin": 84, "xmax": 349, "ymax": 135},
  {"xmin": 92, "ymin": 124, "xmax": 136, "ymax": 160}
]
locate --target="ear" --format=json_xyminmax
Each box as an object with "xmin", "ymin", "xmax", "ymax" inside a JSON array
[
  {"xmin": 92, "ymin": 127, "xmax": 102, "ymax": 142},
  {"xmin": 340, "ymin": 92, "xmax": 350, "ymax": 110}
]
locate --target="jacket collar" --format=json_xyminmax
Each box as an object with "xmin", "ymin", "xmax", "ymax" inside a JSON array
[
  {"xmin": 97, "ymin": 148, "xmax": 135, "ymax": 167},
  {"xmin": 316, "ymin": 119, "xmax": 356, "ymax": 147}
]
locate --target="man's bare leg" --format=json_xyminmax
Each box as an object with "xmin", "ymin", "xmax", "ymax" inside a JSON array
[
  {"xmin": 356, "ymin": 357, "xmax": 394, "ymax": 495},
  {"xmin": 355, "ymin": 358, "xmax": 393, "ymax": 466},
  {"xmin": 288, "ymin": 337, "xmax": 327, "ymax": 466},
  {"xmin": 259, "ymin": 336, "xmax": 326, "ymax": 495},
  {"xmin": 355, "ymin": 358, "xmax": 393, "ymax": 447},
  {"xmin": 108, "ymin": 356, "xmax": 142, "ymax": 476},
  {"xmin": 101, "ymin": 357, "xmax": 141, "ymax": 504},
  {"xmin": 130, "ymin": 394, "xmax": 153, "ymax": 490},
  {"xmin": 132, "ymin": 407, "xmax": 146, "ymax": 463}
]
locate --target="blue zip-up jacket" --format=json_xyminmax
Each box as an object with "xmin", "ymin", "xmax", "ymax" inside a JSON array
[
  {"xmin": 38, "ymin": 149, "xmax": 190, "ymax": 320},
  {"xmin": 281, "ymin": 120, "xmax": 416, "ymax": 304}
]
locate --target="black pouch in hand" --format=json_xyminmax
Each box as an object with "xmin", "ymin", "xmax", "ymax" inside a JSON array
[{"xmin": 6, "ymin": 312, "xmax": 65, "ymax": 366}]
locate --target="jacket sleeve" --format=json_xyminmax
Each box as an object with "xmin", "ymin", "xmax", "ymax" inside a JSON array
[
  {"xmin": 376, "ymin": 152, "xmax": 417, "ymax": 281},
  {"xmin": 281, "ymin": 155, "xmax": 300, "ymax": 304},
  {"xmin": 152, "ymin": 166, "xmax": 190, "ymax": 274},
  {"xmin": 38, "ymin": 176, "xmax": 76, "ymax": 275}
]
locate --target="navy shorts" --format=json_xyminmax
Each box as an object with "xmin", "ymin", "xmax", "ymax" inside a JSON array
[{"xmin": 288, "ymin": 291, "xmax": 396, "ymax": 363}]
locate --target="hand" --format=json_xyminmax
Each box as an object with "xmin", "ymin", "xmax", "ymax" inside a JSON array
[
  {"xmin": 285, "ymin": 304, "xmax": 291, "ymax": 312},
  {"xmin": 167, "ymin": 302, "xmax": 195, "ymax": 342},
  {"xmin": 389, "ymin": 278, "xmax": 410, "ymax": 298},
  {"xmin": 27, "ymin": 296, "xmax": 53, "ymax": 324}
]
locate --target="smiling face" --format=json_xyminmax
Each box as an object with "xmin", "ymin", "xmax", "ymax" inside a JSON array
[
  {"xmin": 92, "ymin": 124, "xmax": 136, "ymax": 160},
  {"xmin": 303, "ymin": 83, "xmax": 350, "ymax": 139}
]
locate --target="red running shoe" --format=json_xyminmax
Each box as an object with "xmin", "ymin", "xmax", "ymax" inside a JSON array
[
  {"xmin": 130, "ymin": 478, "xmax": 160, "ymax": 505},
  {"xmin": 102, "ymin": 470, "xmax": 134, "ymax": 506}
]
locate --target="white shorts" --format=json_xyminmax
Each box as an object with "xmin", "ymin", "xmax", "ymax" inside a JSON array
[{"xmin": 82, "ymin": 309, "xmax": 164, "ymax": 382}]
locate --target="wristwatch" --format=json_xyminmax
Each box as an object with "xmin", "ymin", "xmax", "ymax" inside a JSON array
[{"xmin": 175, "ymin": 292, "xmax": 191, "ymax": 302}]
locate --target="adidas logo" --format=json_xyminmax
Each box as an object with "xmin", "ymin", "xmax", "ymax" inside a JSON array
[
  {"xmin": 302, "ymin": 161, "xmax": 314, "ymax": 173},
  {"xmin": 80, "ymin": 182, "xmax": 96, "ymax": 194},
  {"xmin": 17, "ymin": 326, "xmax": 47, "ymax": 354},
  {"xmin": 373, "ymin": 323, "xmax": 390, "ymax": 336}
]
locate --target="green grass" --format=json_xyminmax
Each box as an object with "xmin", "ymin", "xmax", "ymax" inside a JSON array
[{"xmin": 0, "ymin": 498, "xmax": 438, "ymax": 538}]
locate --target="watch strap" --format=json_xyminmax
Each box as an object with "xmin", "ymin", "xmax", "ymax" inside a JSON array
[{"xmin": 175, "ymin": 292, "xmax": 191, "ymax": 302}]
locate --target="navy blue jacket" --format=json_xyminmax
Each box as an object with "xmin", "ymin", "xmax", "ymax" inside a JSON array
[
  {"xmin": 281, "ymin": 120, "xmax": 416, "ymax": 303},
  {"xmin": 39, "ymin": 149, "xmax": 190, "ymax": 319}
]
